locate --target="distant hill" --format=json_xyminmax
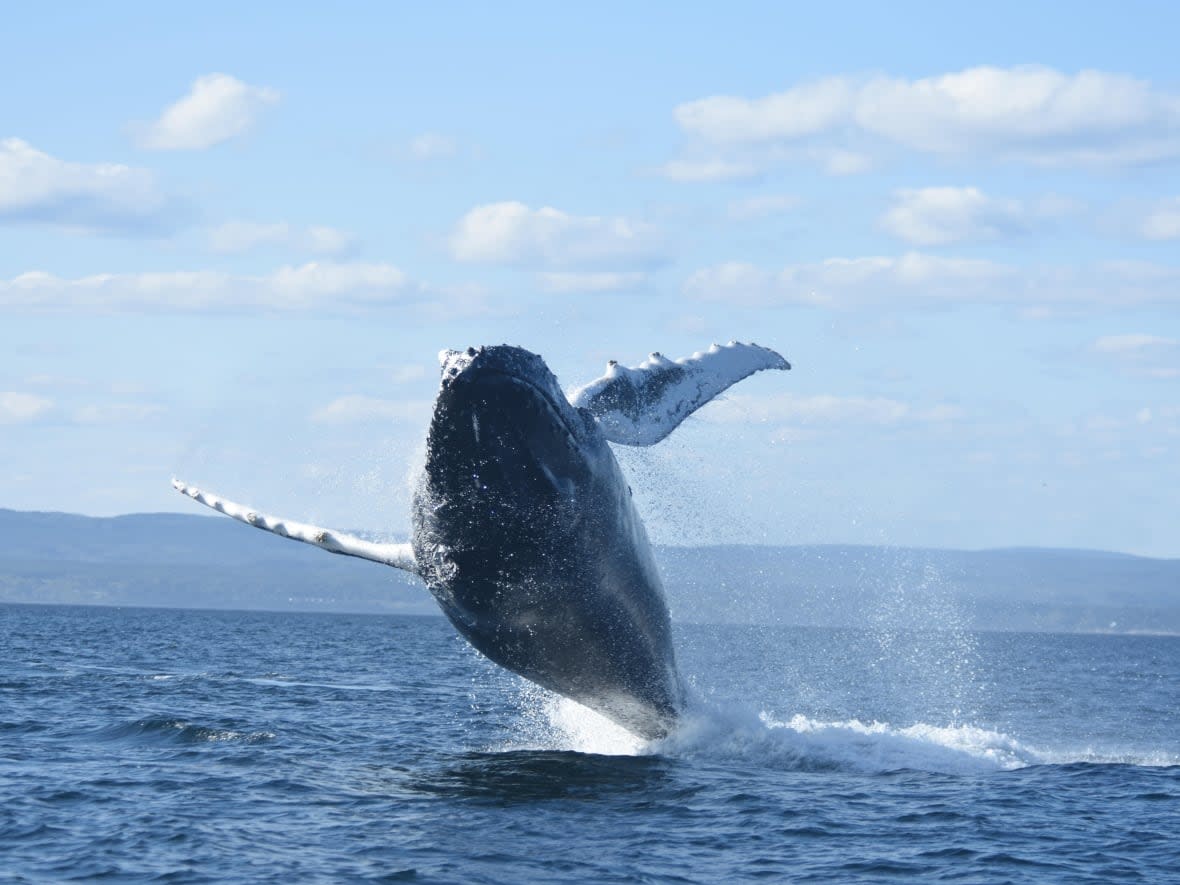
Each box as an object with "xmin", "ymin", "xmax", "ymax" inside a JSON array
[
  {"xmin": 657, "ymin": 545, "xmax": 1180, "ymax": 633},
  {"xmin": 0, "ymin": 508, "xmax": 427, "ymax": 615},
  {"xmin": 1, "ymin": 508, "xmax": 1178, "ymax": 633}
]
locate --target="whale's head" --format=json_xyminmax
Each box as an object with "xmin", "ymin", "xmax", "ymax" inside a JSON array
[
  {"xmin": 433, "ymin": 345, "xmax": 579, "ymax": 434},
  {"xmin": 429, "ymin": 344, "xmax": 597, "ymax": 467},
  {"xmin": 414, "ymin": 346, "xmax": 607, "ymax": 562}
]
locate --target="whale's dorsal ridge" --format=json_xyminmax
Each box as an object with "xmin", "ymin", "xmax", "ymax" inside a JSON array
[{"xmin": 568, "ymin": 341, "xmax": 790, "ymax": 446}]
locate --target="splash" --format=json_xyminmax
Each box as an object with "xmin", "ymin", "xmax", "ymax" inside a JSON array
[
  {"xmin": 506, "ymin": 688, "xmax": 1180, "ymax": 773},
  {"xmin": 506, "ymin": 684, "xmax": 648, "ymax": 756},
  {"xmin": 865, "ymin": 558, "xmax": 984, "ymax": 725},
  {"xmin": 96, "ymin": 716, "xmax": 276, "ymax": 745}
]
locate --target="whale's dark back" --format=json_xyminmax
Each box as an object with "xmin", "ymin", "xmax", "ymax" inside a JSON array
[{"xmin": 411, "ymin": 346, "xmax": 682, "ymax": 738}]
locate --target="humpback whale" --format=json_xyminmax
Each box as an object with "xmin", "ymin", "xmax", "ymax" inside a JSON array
[{"xmin": 174, "ymin": 342, "xmax": 789, "ymax": 738}]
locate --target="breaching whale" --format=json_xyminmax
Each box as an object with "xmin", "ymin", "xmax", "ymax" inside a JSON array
[{"xmin": 174, "ymin": 342, "xmax": 789, "ymax": 738}]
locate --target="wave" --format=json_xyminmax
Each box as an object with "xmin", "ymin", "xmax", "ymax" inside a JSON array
[
  {"xmin": 93, "ymin": 716, "xmax": 276, "ymax": 745},
  {"xmin": 510, "ymin": 691, "xmax": 1180, "ymax": 773}
]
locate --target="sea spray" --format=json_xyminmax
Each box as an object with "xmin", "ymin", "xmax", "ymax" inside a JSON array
[
  {"xmin": 508, "ymin": 679, "xmax": 1041, "ymax": 774},
  {"xmin": 865, "ymin": 555, "xmax": 985, "ymax": 726}
]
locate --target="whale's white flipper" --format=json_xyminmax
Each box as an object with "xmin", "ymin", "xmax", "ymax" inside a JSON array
[
  {"xmin": 568, "ymin": 341, "xmax": 790, "ymax": 446},
  {"xmin": 172, "ymin": 479, "xmax": 418, "ymax": 573}
]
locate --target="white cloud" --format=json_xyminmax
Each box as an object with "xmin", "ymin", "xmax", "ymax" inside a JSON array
[
  {"xmin": 310, "ymin": 395, "xmax": 432, "ymax": 424},
  {"xmin": 821, "ymin": 149, "xmax": 868, "ymax": 175},
  {"xmin": 1085, "ymin": 414, "xmax": 1124, "ymax": 432},
  {"xmin": 23, "ymin": 374, "xmax": 89, "ymax": 389},
  {"xmin": 208, "ymin": 221, "xmax": 286, "ymax": 252},
  {"xmin": 1093, "ymin": 334, "xmax": 1179, "ymax": 379},
  {"xmin": 1093, "ymin": 334, "xmax": 1177, "ymax": 355},
  {"xmin": 208, "ymin": 220, "xmax": 355, "ymax": 255},
  {"xmin": 407, "ymin": 133, "xmax": 458, "ymax": 160},
  {"xmin": 660, "ymin": 149, "xmax": 869, "ymax": 182},
  {"xmin": 449, "ymin": 202, "xmax": 664, "ymax": 269},
  {"xmin": 655, "ymin": 158, "xmax": 761, "ymax": 182},
  {"xmin": 701, "ymin": 392, "xmax": 963, "ymax": 426},
  {"xmin": 821, "ymin": 150, "xmax": 872, "ymax": 176},
  {"xmin": 304, "ymin": 226, "xmax": 354, "ymax": 255},
  {"xmin": 686, "ymin": 254, "xmax": 1180, "ymax": 310},
  {"xmin": 727, "ymin": 194, "xmax": 799, "ymax": 221},
  {"xmin": 73, "ymin": 402, "xmax": 164, "ymax": 425},
  {"xmin": 389, "ymin": 364, "xmax": 427, "ymax": 384},
  {"xmin": 135, "ymin": 73, "xmax": 280, "ymax": 151},
  {"xmin": 1140, "ymin": 197, "xmax": 1180, "ymax": 240},
  {"xmin": 675, "ymin": 66, "xmax": 1180, "ymax": 166},
  {"xmin": 676, "ymin": 77, "xmax": 855, "ymax": 143},
  {"xmin": 0, "ymin": 138, "xmax": 175, "ymax": 233},
  {"xmin": 1, "ymin": 261, "xmax": 412, "ymax": 311},
  {"xmin": 535, "ymin": 271, "xmax": 647, "ymax": 293},
  {"xmin": 881, "ymin": 187, "xmax": 1026, "ymax": 245},
  {"xmin": 670, "ymin": 313, "xmax": 710, "ymax": 335},
  {"xmin": 769, "ymin": 427, "xmax": 819, "ymax": 444},
  {"xmin": 0, "ymin": 391, "xmax": 53, "ymax": 424},
  {"xmin": 20, "ymin": 375, "xmax": 152, "ymax": 398},
  {"xmin": 685, "ymin": 253, "xmax": 1011, "ymax": 308}
]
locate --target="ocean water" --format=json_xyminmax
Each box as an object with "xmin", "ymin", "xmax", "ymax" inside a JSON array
[{"xmin": 2, "ymin": 603, "xmax": 1178, "ymax": 883}]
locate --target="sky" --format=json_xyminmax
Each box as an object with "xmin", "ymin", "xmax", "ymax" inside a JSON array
[{"xmin": 2, "ymin": 2, "xmax": 1178, "ymax": 557}]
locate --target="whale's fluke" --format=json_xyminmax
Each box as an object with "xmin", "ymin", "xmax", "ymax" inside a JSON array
[
  {"xmin": 569, "ymin": 341, "xmax": 790, "ymax": 446},
  {"xmin": 172, "ymin": 479, "xmax": 417, "ymax": 572}
]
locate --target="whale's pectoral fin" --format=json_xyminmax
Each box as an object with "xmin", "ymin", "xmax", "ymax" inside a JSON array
[
  {"xmin": 568, "ymin": 341, "xmax": 790, "ymax": 446},
  {"xmin": 171, "ymin": 479, "xmax": 418, "ymax": 574}
]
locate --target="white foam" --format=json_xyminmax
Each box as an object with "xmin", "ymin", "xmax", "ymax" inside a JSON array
[
  {"xmin": 510, "ymin": 689, "xmax": 1180, "ymax": 772},
  {"xmin": 505, "ymin": 687, "xmax": 647, "ymax": 755}
]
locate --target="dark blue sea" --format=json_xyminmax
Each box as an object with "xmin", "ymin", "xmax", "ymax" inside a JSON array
[{"xmin": 2, "ymin": 603, "xmax": 1178, "ymax": 883}]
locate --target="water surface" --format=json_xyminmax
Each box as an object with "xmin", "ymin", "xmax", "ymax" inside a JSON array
[{"xmin": 2, "ymin": 604, "xmax": 1177, "ymax": 882}]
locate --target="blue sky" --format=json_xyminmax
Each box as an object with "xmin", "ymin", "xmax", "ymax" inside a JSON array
[{"xmin": 2, "ymin": 2, "xmax": 1178, "ymax": 556}]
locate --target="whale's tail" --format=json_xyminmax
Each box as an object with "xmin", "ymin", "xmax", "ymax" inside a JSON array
[{"xmin": 171, "ymin": 479, "xmax": 418, "ymax": 573}]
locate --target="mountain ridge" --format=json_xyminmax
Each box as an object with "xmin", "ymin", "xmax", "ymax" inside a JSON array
[{"xmin": 2, "ymin": 508, "xmax": 1177, "ymax": 632}]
